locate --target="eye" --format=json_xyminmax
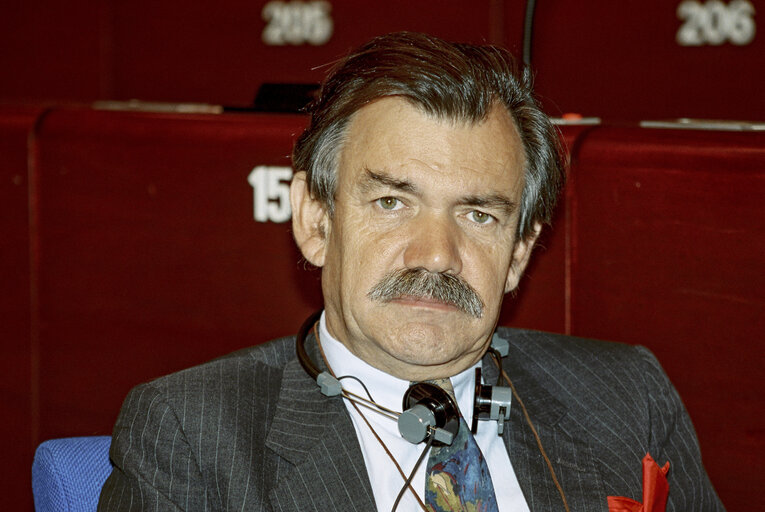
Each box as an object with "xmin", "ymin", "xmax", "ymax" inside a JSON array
[
  {"xmin": 468, "ymin": 210, "xmax": 495, "ymax": 224},
  {"xmin": 376, "ymin": 197, "xmax": 402, "ymax": 210}
]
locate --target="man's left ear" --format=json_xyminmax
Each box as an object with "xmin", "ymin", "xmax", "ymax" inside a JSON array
[{"xmin": 504, "ymin": 222, "xmax": 542, "ymax": 293}]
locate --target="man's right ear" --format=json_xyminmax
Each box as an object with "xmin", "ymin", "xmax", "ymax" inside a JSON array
[{"xmin": 290, "ymin": 171, "xmax": 329, "ymax": 267}]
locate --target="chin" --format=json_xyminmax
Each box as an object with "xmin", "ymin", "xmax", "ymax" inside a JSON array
[{"xmin": 388, "ymin": 331, "xmax": 464, "ymax": 364}]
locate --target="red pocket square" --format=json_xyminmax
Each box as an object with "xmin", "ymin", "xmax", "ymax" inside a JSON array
[{"xmin": 607, "ymin": 453, "xmax": 670, "ymax": 512}]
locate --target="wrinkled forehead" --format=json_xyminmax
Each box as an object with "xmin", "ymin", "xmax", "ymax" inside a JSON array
[{"xmin": 337, "ymin": 97, "xmax": 526, "ymax": 185}]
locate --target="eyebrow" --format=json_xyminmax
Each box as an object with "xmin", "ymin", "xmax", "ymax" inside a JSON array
[
  {"xmin": 360, "ymin": 168, "xmax": 420, "ymax": 195},
  {"xmin": 459, "ymin": 194, "xmax": 518, "ymax": 217},
  {"xmin": 360, "ymin": 167, "xmax": 518, "ymax": 217}
]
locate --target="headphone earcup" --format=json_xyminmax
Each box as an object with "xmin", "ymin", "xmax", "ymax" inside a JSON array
[{"xmin": 398, "ymin": 383, "xmax": 460, "ymax": 445}]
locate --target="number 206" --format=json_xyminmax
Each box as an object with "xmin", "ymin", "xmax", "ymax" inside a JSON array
[{"xmin": 677, "ymin": 0, "xmax": 756, "ymax": 46}]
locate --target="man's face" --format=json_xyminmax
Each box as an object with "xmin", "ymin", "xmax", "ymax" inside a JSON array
[{"xmin": 292, "ymin": 97, "xmax": 537, "ymax": 381}]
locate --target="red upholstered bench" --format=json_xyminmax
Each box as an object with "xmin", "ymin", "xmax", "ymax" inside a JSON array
[
  {"xmin": 567, "ymin": 122, "xmax": 765, "ymax": 510},
  {"xmin": 499, "ymin": 121, "xmax": 598, "ymax": 332},
  {"xmin": 30, "ymin": 107, "xmax": 318, "ymax": 441}
]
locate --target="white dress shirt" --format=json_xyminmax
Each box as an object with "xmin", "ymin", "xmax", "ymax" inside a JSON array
[{"xmin": 319, "ymin": 312, "xmax": 530, "ymax": 512}]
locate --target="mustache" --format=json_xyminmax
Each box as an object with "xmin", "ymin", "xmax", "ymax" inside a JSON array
[{"xmin": 367, "ymin": 268, "xmax": 484, "ymax": 318}]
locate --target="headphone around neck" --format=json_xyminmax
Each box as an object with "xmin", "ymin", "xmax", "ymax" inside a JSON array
[
  {"xmin": 296, "ymin": 309, "xmax": 571, "ymax": 512},
  {"xmin": 295, "ymin": 310, "xmax": 513, "ymax": 446}
]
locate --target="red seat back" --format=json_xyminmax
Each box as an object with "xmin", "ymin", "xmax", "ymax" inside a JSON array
[
  {"xmin": 32, "ymin": 108, "xmax": 320, "ymax": 439},
  {"xmin": 569, "ymin": 123, "xmax": 765, "ymax": 510}
]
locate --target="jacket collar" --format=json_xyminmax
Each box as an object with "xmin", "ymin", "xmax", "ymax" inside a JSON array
[{"xmin": 265, "ymin": 329, "xmax": 377, "ymax": 512}]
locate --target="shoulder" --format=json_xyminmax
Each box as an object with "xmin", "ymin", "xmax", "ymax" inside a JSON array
[
  {"xmin": 111, "ymin": 336, "xmax": 302, "ymax": 467},
  {"xmin": 495, "ymin": 327, "xmax": 671, "ymax": 438},
  {"xmin": 494, "ymin": 330, "xmax": 724, "ymax": 509},
  {"xmin": 117, "ymin": 336, "xmax": 299, "ymax": 426},
  {"xmin": 104, "ymin": 337, "xmax": 302, "ymax": 510},
  {"xmin": 496, "ymin": 326, "xmax": 662, "ymax": 387},
  {"xmin": 146, "ymin": 335, "xmax": 295, "ymax": 389}
]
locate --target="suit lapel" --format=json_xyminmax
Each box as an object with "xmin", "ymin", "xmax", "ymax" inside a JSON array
[
  {"xmin": 265, "ymin": 333, "xmax": 376, "ymax": 512},
  {"xmin": 486, "ymin": 338, "xmax": 609, "ymax": 512}
]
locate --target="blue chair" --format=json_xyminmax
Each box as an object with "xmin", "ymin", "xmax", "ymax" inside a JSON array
[{"xmin": 32, "ymin": 436, "xmax": 113, "ymax": 512}]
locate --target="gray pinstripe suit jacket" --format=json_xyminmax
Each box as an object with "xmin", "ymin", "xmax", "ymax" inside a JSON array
[{"xmin": 98, "ymin": 327, "xmax": 724, "ymax": 511}]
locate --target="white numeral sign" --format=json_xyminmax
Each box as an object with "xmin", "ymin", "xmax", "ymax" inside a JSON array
[
  {"xmin": 248, "ymin": 166, "xmax": 293, "ymax": 223},
  {"xmin": 262, "ymin": 1, "xmax": 333, "ymax": 46},
  {"xmin": 677, "ymin": 0, "xmax": 756, "ymax": 46}
]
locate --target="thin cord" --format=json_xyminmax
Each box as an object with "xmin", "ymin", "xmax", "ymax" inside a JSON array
[
  {"xmin": 391, "ymin": 436, "xmax": 433, "ymax": 512},
  {"xmin": 337, "ymin": 374, "xmax": 376, "ymax": 402},
  {"xmin": 488, "ymin": 348, "xmax": 504, "ymax": 386},
  {"xmin": 498, "ymin": 364, "xmax": 571, "ymax": 512},
  {"xmin": 313, "ymin": 323, "xmax": 429, "ymax": 511},
  {"xmin": 342, "ymin": 388, "xmax": 400, "ymax": 421},
  {"xmin": 522, "ymin": 0, "xmax": 537, "ymax": 66},
  {"xmin": 314, "ymin": 325, "xmax": 400, "ymax": 420},
  {"xmin": 348, "ymin": 399, "xmax": 429, "ymax": 511}
]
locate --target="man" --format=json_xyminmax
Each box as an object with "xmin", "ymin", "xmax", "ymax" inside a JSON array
[{"xmin": 99, "ymin": 32, "xmax": 723, "ymax": 511}]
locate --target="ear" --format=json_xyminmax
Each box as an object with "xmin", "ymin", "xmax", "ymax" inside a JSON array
[
  {"xmin": 504, "ymin": 222, "xmax": 542, "ymax": 293},
  {"xmin": 290, "ymin": 171, "xmax": 329, "ymax": 267}
]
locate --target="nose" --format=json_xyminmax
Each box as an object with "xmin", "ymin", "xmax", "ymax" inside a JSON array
[{"xmin": 403, "ymin": 213, "xmax": 463, "ymax": 275}]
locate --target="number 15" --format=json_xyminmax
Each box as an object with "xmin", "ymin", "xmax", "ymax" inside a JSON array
[{"xmin": 248, "ymin": 166, "xmax": 294, "ymax": 223}]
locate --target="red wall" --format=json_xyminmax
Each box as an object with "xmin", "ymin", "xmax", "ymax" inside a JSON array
[
  {"xmin": 0, "ymin": 1, "xmax": 522, "ymax": 107},
  {"xmin": 0, "ymin": 106, "xmax": 43, "ymax": 512},
  {"xmin": 531, "ymin": 1, "xmax": 765, "ymax": 121},
  {"xmin": 3, "ymin": 1, "xmax": 763, "ymax": 121}
]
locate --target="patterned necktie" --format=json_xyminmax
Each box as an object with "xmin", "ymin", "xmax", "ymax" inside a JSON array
[{"xmin": 424, "ymin": 379, "xmax": 499, "ymax": 512}]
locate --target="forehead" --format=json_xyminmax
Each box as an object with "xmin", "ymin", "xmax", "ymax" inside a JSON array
[{"xmin": 337, "ymin": 97, "xmax": 525, "ymax": 190}]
